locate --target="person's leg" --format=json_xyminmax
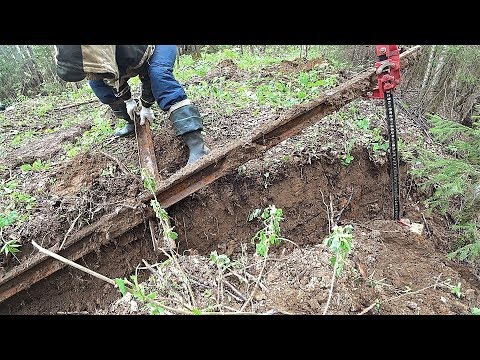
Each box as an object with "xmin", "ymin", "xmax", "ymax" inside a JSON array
[
  {"xmin": 148, "ymin": 45, "xmax": 209, "ymax": 165},
  {"xmin": 89, "ymin": 80, "xmax": 134, "ymax": 136}
]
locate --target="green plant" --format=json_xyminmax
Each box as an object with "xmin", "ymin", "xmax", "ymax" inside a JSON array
[
  {"xmin": 397, "ymin": 138, "xmax": 415, "ymax": 162},
  {"xmin": 20, "ymin": 159, "xmax": 51, "ymax": 172},
  {"xmin": 249, "ymin": 205, "xmax": 285, "ymax": 257},
  {"xmin": 34, "ymin": 102, "xmax": 54, "ymax": 117},
  {"xmin": 62, "ymin": 112, "xmax": 114, "ymax": 159},
  {"xmin": 355, "ymin": 117, "xmax": 370, "ymax": 130},
  {"xmin": 341, "ymin": 140, "xmax": 355, "ymax": 166},
  {"xmin": 100, "ymin": 164, "xmax": 116, "ymax": 177},
  {"xmin": 115, "ymin": 274, "xmax": 164, "ymax": 315},
  {"xmin": 1, "ymin": 180, "xmax": 37, "ymax": 214},
  {"xmin": 10, "ymin": 130, "xmax": 35, "ymax": 148},
  {"xmin": 0, "ymin": 211, "xmax": 18, "ymax": 229},
  {"xmin": 472, "ymin": 307, "xmax": 480, "ymax": 315},
  {"xmin": 370, "ymin": 127, "xmax": 389, "ymax": 155},
  {"xmin": 323, "ymin": 224, "xmax": 354, "ymax": 276},
  {"xmin": 0, "ymin": 211, "xmax": 21, "ymax": 259},
  {"xmin": 209, "ymin": 251, "xmax": 232, "ymax": 271},
  {"xmin": 447, "ymin": 223, "xmax": 480, "ymax": 261},
  {"xmin": 63, "ymin": 143, "xmax": 81, "ymax": 159},
  {"xmin": 1, "ymin": 239, "xmax": 21, "ymax": 258},
  {"xmin": 451, "ymin": 282, "xmax": 462, "ymax": 298},
  {"xmin": 322, "ymin": 224, "xmax": 354, "ymax": 314},
  {"xmin": 410, "ymin": 114, "xmax": 480, "ymax": 261},
  {"xmin": 142, "ymin": 169, "xmax": 178, "ymax": 246}
]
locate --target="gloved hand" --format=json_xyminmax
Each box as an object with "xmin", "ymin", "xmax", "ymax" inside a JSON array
[
  {"xmin": 139, "ymin": 106, "xmax": 155, "ymax": 126},
  {"xmin": 124, "ymin": 98, "xmax": 138, "ymax": 121}
]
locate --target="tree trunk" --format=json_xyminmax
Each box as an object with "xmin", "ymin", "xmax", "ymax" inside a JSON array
[
  {"xmin": 431, "ymin": 45, "xmax": 448, "ymax": 89},
  {"xmin": 421, "ymin": 45, "xmax": 436, "ymax": 91}
]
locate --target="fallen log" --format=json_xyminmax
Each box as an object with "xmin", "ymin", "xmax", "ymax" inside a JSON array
[{"xmin": 0, "ymin": 46, "xmax": 422, "ymax": 303}]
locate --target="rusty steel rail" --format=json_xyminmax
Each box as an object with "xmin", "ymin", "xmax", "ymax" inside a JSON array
[
  {"xmin": 0, "ymin": 46, "xmax": 422, "ymax": 304},
  {"xmin": 133, "ymin": 112, "xmax": 164, "ymax": 253}
]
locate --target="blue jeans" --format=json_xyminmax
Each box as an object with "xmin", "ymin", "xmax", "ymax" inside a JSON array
[{"xmin": 88, "ymin": 45, "xmax": 187, "ymax": 111}]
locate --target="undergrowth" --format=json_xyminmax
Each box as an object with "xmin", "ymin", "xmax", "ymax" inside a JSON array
[{"xmin": 410, "ymin": 114, "xmax": 480, "ymax": 261}]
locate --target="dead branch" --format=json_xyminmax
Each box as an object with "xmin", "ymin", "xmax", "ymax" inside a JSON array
[
  {"xmin": 52, "ymin": 99, "xmax": 98, "ymax": 111},
  {"xmin": 335, "ymin": 192, "xmax": 353, "ymax": 224},
  {"xmin": 59, "ymin": 212, "xmax": 82, "ymax": 250},
  {"xmin": 99, "ymin": 151, "xmax": 130, "ymax": 175}
]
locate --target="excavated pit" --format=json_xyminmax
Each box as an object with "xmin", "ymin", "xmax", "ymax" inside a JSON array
[{"xmin": 0, "ymin": 148, "xmax": 433, "ymax": 314}]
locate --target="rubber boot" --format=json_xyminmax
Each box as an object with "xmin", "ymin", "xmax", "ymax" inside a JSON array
[
  {"xmin": 109, "ymin": 99, "xmax": 135, "ymax": 137},
  {"xmin": 182, "ymin": 130, "xmax": 210, "ymax": 165},
  {"xmin": 170, "ymin": 103, "xmax": 210, "ymax": 165}
]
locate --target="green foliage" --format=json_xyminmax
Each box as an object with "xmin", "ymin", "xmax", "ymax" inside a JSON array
[
  {"xmin": 447, "ymin": 223, "xmax": 480, "ymax": 261},
  {"xmin": 209, "ymin": 251, "xmax": 232, "ymax": 271},
  {"xmin": 341, "ymin": 140, "xmax": 355, "ymax": 166},
  {"xmin": 142, "ymin": 168, "xmax": 157, "ymax": 193},
  {"xmin": 0, "ymin": 211, "xmax": 18, "ymax": 229},
  {"xmin": 450, "ymin": 282, "xmax": 462, "ymax": 298},
  {"xmin": 179, "ymin": 47, "xmax": 341, "ymax": 119},
  {"xmin": 34, "ymin": 102, "xmax": 54, "ymax": 118},
  {"xmin": 141, "ymin": 170, "xmax": 178, "ymax": 243},
  {"xmin": 1, "ymin": 239, "xmax": 21, "ymax": 256},
  {"xmin": 355, "ymin": 117, "xmax": 370, "ymax": 130},
  {"xmin": 323, "ymin": 224, "xmax": 354, "ymax": 276},
  {"xmin": 114, "ymin": 274, "xmax": 165, "ymax": 315},
  {"xmin": 370, "ymin": 127, "xmax": 389, "ymax": 155},
  {"xmin": 10, "ymin": 130, "xmax": 35, "ymax": 148},
  {"xmin": 76, "ymin": 82, "xmax": 93, "ymax": 98},
  {"xmin": 0, "ymin": 178, "xmax": 36, "ymax": 241},
  {"xmin": 114, "ymin": 278, "xmax": 127, "ymax": 296},
  {"xmin": 0, "ymin": 45, "xmax": 65, "ymax": 102},
  {"xmin": 397, "ymin": 138, "xmax": 415, "ymax": 162},
  {"xmin": 250, "ymin": 205, "xmax": 285, "ymax": 257},
  {"xmin": 472, "ymin": 307, "xmax": 480, "ymax": 315},
  {"xmin": 100, "ymin": 164, "xmax": 116, "ymax": 177},
  {"xmin": 63, "ymin": 144, "xmax": 81, "ymax": 159},
  {"xmin": 150, "ymin": 199, "xmax": 178, "ymax": 241},
  {"xmin": 410, "ymin": 114, "xmax": 480, "ymax": 261},
  {"xmin": 20, "ymin": 159, "xmax": 51, "ymax": 172},
  {"xmin": 0, "ymin": 211, "xmax": 21, "ymax": 258},
  {"xmin": 1, "ymin": 180, "xmax": 37, "ymax": 213},
  {"xmin": 62, "ymin": 112, "xmax": 114, "ymax": 159}
]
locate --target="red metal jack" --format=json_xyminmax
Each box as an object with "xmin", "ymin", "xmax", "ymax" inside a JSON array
[
  {"xmin": 370, "ymin": 45, "xmax": 402, "ymax": 221},
  {"xmin": 371, "ymin": 45, "xmax": 401, "ymax": 99}
]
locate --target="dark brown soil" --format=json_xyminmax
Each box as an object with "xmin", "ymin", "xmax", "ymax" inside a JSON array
[{"xmin": 2, "ymin": 147, "xmax": 478, "ymax": 315}]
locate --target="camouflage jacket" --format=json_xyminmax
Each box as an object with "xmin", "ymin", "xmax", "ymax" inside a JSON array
[{"xmin": 54, "ymin": 45, "xmax": 156, "ymax": 107}]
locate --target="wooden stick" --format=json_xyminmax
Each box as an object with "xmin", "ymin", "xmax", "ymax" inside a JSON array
[
  {"xmin": 53, "ymin": 99, "xmax": 98, "ymax": 111},
  {"xmin": 31, "ymin": 241, "xmax": 115, "ymax": 285},
  {"xmin": 357, "ymin": 300, "xmax": 379, "ymax": 315},
  {"xmin": 323, "ymin": 262, "xmax": 337, "ymax": 315}
]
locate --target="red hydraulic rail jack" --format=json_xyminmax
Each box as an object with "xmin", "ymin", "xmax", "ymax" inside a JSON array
[{"xmin": 370, "ymin": 45, "xmax": 401, "ymax": 220}]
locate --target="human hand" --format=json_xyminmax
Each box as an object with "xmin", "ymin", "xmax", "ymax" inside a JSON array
[
  {"xmin": 139, "ymin": 106, "xmax": 155, "ymax": 126},
  {"xmin": 124, "ymin": 98, "xmax": 138, "ymax": 121}
]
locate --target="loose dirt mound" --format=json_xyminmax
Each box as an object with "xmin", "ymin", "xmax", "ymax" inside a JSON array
[
  {"xmin": 101, "ymin": 219, "xmax": 479, "ymax": 315},
  {"xmin": 278, "ymin": 57, "xmax": 326, "ymax": 73}
]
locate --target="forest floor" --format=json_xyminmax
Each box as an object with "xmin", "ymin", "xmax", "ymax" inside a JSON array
[{"xmin": 1, "ymin": 48, "xmax": 479, "ymax": 315}]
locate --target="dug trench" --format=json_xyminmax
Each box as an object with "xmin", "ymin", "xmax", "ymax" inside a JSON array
[{"xmin": 3, "ymin": 144, "xmax": 479, "ymax": 315}]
